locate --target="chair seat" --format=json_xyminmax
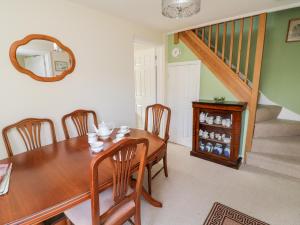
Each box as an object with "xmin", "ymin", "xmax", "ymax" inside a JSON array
[{"xmin": 64, "ymin": 187, "xmax": 135, "ymax": 225}]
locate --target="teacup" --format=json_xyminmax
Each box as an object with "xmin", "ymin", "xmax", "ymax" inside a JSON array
[
  {"xmin": 214, "ymin": 116, "xmax": 222, "ymax": 124},
  {"xmin": 200, "ymin": 112, "xmax": 208, "ymax": 123},
  {"xmin": 225, "ymin": 119, "xmax": 231, "ymax": 127},
  {"xmin": 209, "ymin": 132, "xmax": 215, "ymax": 139},
  {"xmin": 221, "ymin": 119, "xmax": 227, "ymax": 127},
  {"xmin": 202, "ymin": 131, "xmax": 209, "ymax": 139},
  {"xmin": 206, "ymin": 116, "xmax": 214, "ymax": 125},
  {"xmin": 120, "ymin": 125, "xmax": 129, "ymax": 131},
  {"xmin": 199, "ymin": 129, "xmax": 203, "ymax": 137},
  {"xmin": 223, "ymin": 137, "xmax": 231, "ymax": 144},
  {"xmin": 87, "ymin": 132, "xmax": 97, "ymax": 143}
]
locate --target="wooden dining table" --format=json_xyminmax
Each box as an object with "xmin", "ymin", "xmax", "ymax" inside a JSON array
[{"xmin": 0, "ymin": 129, "xmax": 165, "ymax": 225}]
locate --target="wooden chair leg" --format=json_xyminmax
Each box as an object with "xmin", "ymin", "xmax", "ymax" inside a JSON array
[
  {"xmin": 147, "ymin": 164, "xmax": 152, "ymax": 195},
  {"xmin": 163, "ymin": 152, "xmax": 168, "ymax": 178},
  {"xmin": 134, "ymin": 200, "xmax": 141, "ymax": 225}
]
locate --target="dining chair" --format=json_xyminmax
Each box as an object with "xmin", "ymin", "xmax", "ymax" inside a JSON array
[
  {"xmin": 64, "ymin": 138, "xmax": 149, "ymax": 225},
  {"xmin": 144, "ymin": 104, "xmax": 171, "ymax": 195},
  {"xmin": 61, "ymin": 109, "xmax": 98, "ymax": 139},
  {"xmin": 2, "ymin": 118, "xmax": 57, "ymax": 158}
]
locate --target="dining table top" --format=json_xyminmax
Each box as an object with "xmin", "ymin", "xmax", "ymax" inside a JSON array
[{"xmin": 0, "ymin": 128, "xmax": 165, "ymax": 225}]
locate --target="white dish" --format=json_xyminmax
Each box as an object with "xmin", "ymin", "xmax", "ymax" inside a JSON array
[
  {"xmin": 118, "ymin": 129, "xmax": 130, "ymax": 135},
  {"xmin": 87, "ymin": 132, "xmax": 97, "ymax": 138},
  {"xmin": 113, "ymin": 137, "xmax": 124, "ymax": 143},
  {"xmin": 91, "ymin": 146, "xmax": 104, "ymax": 153},
  {"xmin": 116, "ymin": 133, "xmax": 125, "ymax": 139},
  {"xmin": 98, "ymin": 135, "xmax": 111, "ymax": 140},
  {"xmin": 90, "ymin": 141, "xmax": 103, "ymax": 148}
]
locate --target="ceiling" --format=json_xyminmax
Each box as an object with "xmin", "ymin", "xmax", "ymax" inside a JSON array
[{"xmin": 69, "ymin": 0, "xmax": 300, "ymax": 33}]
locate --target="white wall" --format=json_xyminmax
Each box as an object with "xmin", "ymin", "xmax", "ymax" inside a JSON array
[{"xmin": 0, "ymin": 0, "xmax": 163, "ymax": 159}]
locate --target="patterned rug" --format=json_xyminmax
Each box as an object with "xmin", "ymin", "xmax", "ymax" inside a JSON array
[{"xmin": 203, "ymin": 202, "xmax": 269, "ymax": 225}]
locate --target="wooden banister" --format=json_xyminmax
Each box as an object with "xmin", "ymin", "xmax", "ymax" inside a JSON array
[{"xmin": 184, "ymin": 13, "xmax": 267, "ymax": 157}]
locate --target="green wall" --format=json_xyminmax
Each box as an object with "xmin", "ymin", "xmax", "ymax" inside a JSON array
[{"xmin": 260, "ymin": 7, "xmax": 300, "ymax": 114}]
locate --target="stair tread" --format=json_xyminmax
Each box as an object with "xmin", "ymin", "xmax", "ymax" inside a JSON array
[
  {"xmin": 248, "ymin": 152, "xmax": 300, "ymax": 166},
  {"xmin": 252, "ymin": 136, "xmax": 300, "ymax": 156},
  {"xmin": 253, "ymin": 135, "xmax": 300, "ymax": 146},
  {"xmin": 247, "ymin": 152, "xmax": 300, "ymax": 179},
  {"xmin": 254, "ymin": 119, "xmax": 300, "ymax": 138},
  {"xmin": 256, "ymin": 104, "xmax": 282, "ymax": 122},
  {"xmin": 256, "ymin": 118, "xmax": 300, "ymax": 125}
]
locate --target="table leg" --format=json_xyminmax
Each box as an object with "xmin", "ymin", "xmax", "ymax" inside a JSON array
[
  {"xmin": 130, "ymin": 177, "xmax": 162, "ymax": 208},
  {"xmin": 141, "ymin": 186, "xmax": 162, "ymax": 208}
]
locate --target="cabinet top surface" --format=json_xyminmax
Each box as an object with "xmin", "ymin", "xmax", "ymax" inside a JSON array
[{"xmin": 193, "ymin": 99, "xmax": 247, "ymax": 107}]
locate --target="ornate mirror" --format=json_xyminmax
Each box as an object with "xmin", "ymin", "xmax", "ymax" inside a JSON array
[{"xmin": 10, "ymin": 34, "xmax": 76, "ymax": 82}]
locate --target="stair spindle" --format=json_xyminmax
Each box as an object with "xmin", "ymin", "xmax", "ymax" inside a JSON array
[
  {"xmin": 208, "ymin": 25, "xmax": 212, "ymax": 49},
  {"xmin": 236, "ymin": 18, "xmax": 244, "ymax": 74},
  {"xmin": 229, "ymin": 21, "xmax": 235, "ymax": 68},
  {"xmin": 202, "ymin": 27, "xmax": 205, "ymax": 40},
  {"xmin": 245, "ymin": 16, "xmax": 253, "ymax": 82},
  {"xmin": 222, "ymin": 22, "xmax": 227, "ymax": 61},
  {"xmin": 215, "ymin": 24, "xmax": 219, "ymax": 55}
]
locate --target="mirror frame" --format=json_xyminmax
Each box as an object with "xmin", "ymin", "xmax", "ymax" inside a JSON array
[{"xmin": 9, "ymin": 34, "xmax": 76, "ymax": 82}]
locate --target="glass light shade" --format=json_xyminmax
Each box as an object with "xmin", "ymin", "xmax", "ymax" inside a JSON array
[{"xmin": 162, "ymin": 0, "xmax": 201, "ymax": 19}]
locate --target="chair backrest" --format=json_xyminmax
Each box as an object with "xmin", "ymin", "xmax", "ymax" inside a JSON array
[
  {"xmin": 61, "ymin": 109, "xmax": 98, "ymax": 139},
  {"xmin": 2, "ymin": 118, "xmax": 57, "ymax": 157},
  {"xmin": 90, "ymin": 138, "xmax": 148, "ymax": 225},
  {"xmin": 145, "ymin": 104, "xmax": 171, "ymax": 142}
]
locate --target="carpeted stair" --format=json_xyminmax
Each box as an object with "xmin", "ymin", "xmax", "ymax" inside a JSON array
[{"xmin": 247, "ymin": 104, "xmax": 300, "ymax": 179}]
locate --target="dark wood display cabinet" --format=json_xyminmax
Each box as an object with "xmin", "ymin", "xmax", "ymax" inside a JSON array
[{"xmin": 191, "ymin": 100, "xmax": 247, "ymax": 169}]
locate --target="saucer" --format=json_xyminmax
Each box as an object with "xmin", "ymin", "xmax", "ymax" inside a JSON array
[
  {"xmin": 118, "ymin": 129, "xmax": 130, "ymax": 135},
  {"xmin": 91, "ymin": 146, "xmax": 104, "ymax": 153},
  {"xmin": 90, "ymin": 141, "xmax": 104, "ymax": 153}
]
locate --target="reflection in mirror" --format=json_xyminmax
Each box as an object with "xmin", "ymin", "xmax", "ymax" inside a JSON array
[
  {"xmin": 10, "ymin": 34, "xmax": 75, "ymax": 82},
  {"xmin": 16, "ymin": 40, "xmax": 71, "ymax": 77}
]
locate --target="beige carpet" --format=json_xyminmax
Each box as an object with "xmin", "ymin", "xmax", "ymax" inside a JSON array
[{"xmin": 134, "ymin": 143, "xmax": 300, "ymax": 225}]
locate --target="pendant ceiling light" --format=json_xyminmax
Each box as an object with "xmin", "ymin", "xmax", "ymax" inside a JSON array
[{"xmin": 162, "ymin": 0, "xmax": 201, "ymax": 19}]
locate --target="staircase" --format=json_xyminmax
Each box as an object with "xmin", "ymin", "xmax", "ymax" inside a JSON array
[
  {"xmin": 247, "ymin": 104, "xmax": 300, "ymax": 179},
  {"xmin": 178, "ymin": 14, "xmax": 267, "ymax": 153}
]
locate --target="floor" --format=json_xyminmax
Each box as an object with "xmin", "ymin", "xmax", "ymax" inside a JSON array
[{"xmin": 135, "ymin": 143, "xmax": 300, "ymax": 225}]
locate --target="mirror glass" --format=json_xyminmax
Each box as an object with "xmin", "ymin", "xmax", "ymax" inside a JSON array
[{"xmin": 16, "ymin": 40, "xmax": 72, "ymax": 78}]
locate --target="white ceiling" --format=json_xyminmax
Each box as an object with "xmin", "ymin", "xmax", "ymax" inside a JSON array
[{"xmin": 69, "ymin": 0, "xmax": 300, "ymax": 33}]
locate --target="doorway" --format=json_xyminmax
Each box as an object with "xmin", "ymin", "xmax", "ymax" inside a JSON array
[{"xmin": 134, "ymin": 41, "xmax": 164, "ymax": 129}]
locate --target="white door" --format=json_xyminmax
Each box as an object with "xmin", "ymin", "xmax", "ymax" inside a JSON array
[
  {"xmin": 134, "ymin": 48, "xmax": 157, "ymax": 129},
  {"xmin": 167, "ymin": 61, "xmax": 201, "ymax": 147}
]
